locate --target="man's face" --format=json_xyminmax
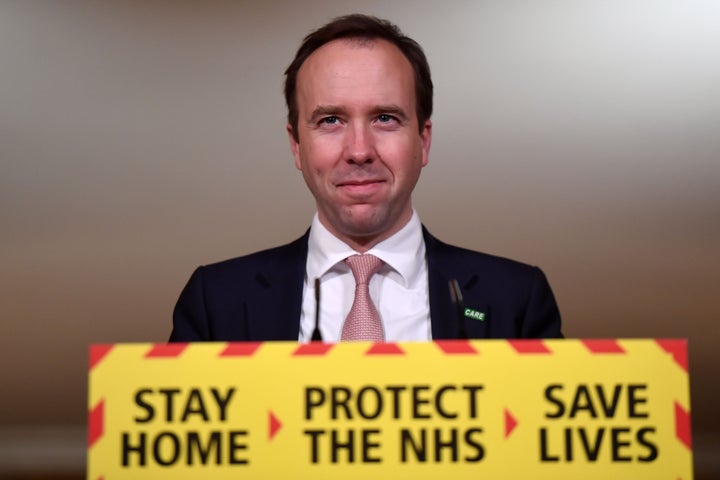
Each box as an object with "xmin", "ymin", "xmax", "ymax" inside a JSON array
[{"xmin": 288, "ymin": 38, "xmax": 431, "ymax": 251}]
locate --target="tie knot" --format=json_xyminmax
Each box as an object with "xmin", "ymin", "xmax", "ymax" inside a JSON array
[{"xmin": 345, "ymin": 254, "xmax": 383, "ymax": 285}]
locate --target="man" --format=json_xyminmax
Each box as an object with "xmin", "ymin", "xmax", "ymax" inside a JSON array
[{"xmin": 170, "ymin": 14, "xmax": 562, "ymax": 342}]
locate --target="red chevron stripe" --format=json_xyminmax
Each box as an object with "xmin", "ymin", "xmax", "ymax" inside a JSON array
[
  {"xmin": 657, "ymin": 340, "xmax": 688, "ymax": 372},
  {"xmin": 674, "ymin": 402, "xmax": 692, "ymax": 450},
  {"xmin": 88, "ymin": 400, "xmax": 104, "ymax": 448},
  {"xmin": 581, "ymin": 339, "xmax": 626, "ymax": 353},
  {"xmin": 435, "ymin": 340, "xmax": 478, "ymax": 354},
  {"xmin": 508, "ymin": 340, "xmax": 551, "ymax": 354},
  {"xmin": 145, "ymin": 343, "xmax": 188, "ymax": 357},
  {"xmin": 220, "ymin": 342, "xmax": 262, "ymax": 357},
  {"xmin": 293, "ymin": 343, "xmax": 334, "ymax": 356},
  {"xmin": 366, "ymin": 343, "xmax": 405, "ymax": 355},
  {"xmin": 89, "ymin": 344, "xmax": 114, "ymax": 370}
]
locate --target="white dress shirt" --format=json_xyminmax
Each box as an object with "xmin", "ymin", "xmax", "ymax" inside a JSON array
[{"xmin": 298, "ymin": 211, "xmax": 431, "ymax": 343}]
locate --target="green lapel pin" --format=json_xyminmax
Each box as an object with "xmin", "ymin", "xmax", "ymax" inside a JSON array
[{"xmin": 464, "ymin": 308, "xmax": 486, "ymax": 321}]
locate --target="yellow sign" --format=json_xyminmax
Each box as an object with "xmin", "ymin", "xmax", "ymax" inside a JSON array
[{"xmin": 87, "ymin": 339, "xmax": 692, "ymax": 479}]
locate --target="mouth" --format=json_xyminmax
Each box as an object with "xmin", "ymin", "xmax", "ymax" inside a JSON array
[{"xmin": 336, "ymin": 179, "xmax": 386, "ymax": 197}]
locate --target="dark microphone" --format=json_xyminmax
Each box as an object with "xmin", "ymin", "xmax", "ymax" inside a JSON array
[
  {"xmin": 311, "ymin": 278, "xmax": 323, "ymax": 341},
  {"xmin": 449, "ymin": 279, "xmax": 468, "ymax": 339}
]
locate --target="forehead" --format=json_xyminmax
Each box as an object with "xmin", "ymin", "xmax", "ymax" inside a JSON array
[
  {"xmin": 300, "ymin": 36, "xmax": 411, "ymax": 71},
  {"xmin": 295, "ymin": 38, "xmax": 416, "ymax": 112}
]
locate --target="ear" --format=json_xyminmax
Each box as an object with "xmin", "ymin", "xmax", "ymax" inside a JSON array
[
  {"xmin": 287, "ymin": 123, "xmax": 302, "ymax": 170},
  {"xmin": 420, "ymin": 119, "xmax": 432, "ymax": 167}
]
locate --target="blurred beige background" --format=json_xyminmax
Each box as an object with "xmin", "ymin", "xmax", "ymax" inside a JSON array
[{"xmin": 1, "ymin": 0, "xmax": 718, "ymax": 477}]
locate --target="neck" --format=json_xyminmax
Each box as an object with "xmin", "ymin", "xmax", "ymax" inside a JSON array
[{"xmin": 319, "ymin": 210, "xmax": 414, "ymax": 254}]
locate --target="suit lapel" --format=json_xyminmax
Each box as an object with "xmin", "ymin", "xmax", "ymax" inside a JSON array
[
  {"xmin": 425, "ymin": 228, "xmax": 458, "ymax": 338},
  {"xmin": 248, "ymin": 232, "xmax": 309, "ymax": 340},
  {"xmin": 424, "ymin": 228, "xmax": 490, "ymax": 339}
]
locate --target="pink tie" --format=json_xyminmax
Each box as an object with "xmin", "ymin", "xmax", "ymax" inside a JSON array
[{"xmin": 341, "ymin": 254, "xmax": 384, "ymax": 341}]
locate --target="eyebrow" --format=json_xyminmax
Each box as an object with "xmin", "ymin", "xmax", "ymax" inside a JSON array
[
  {"xmin": 372, "ymin": 104, "xmax": 408, "ymax": 120},
  {"xmin": 308, "ymin": 105, "xmax": 348, "ymax": 122}
]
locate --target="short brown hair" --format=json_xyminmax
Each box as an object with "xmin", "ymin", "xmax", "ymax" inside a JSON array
[{"xmin": 284, "ymin": 14, "xmax": 433, "ymax": 142}]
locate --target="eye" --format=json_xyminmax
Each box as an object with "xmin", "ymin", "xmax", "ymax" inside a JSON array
[
  {"xmin": 377, "ymin": 114, "xmax": 395, "ymax": 123},
  {"xmin": 320, "ymin": 116, "xmax": 339, "ymax": 125}
]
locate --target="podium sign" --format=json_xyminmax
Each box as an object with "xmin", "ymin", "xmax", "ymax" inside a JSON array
[{"xmin": 87, "ymin": 339, "xmax": 692, "ymax": 479}]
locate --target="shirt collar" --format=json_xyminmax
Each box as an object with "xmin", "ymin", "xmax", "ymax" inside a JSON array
[{"xmin": 306, "ymin": 210, "xmax": 426, "ymax": 287}]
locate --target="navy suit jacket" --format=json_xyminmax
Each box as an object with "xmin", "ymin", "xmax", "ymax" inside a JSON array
[{"xmin": 170, "ymin": 228, "xmax": 562, "ymax": 341}]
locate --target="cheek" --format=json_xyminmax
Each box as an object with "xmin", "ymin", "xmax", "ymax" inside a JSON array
[
  {"xmin": 301, "ymin": 136, "xmax": 340, "ymax": 170},
  {"xmin": 298, "ymin": 148, "xmax": 332, "ymax": 183},
  {"xmin": 380, "ymin": 138, "xmax": 424, "ymax": 169}
]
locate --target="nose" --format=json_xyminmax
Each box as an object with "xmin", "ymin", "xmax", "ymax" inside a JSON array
[{"xmin": 344, "ymin": 123, "xmax": 375, "ymax": 164}]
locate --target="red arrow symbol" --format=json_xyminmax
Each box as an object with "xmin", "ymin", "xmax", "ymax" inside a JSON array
[
  {"xmin": 269, "ymin": 411, "xmax": 282, "ymax": 440},
  {"xmin": 504, "ymin": 409, "xmax": 518, "ymax": 439}
]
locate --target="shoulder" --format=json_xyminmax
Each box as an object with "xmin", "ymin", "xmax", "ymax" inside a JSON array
[
  {"xmin": 423, "ymin": 227, "xmax": 539, "ymax": 279},
  {"xmin": 194, "ymin": 232, "xmax": 309, "ymax": 283},
  {"xmin": 422, "ymin": 227, "xmax": 562, "ymax": 338},
  {"xmin": 423, "ymin": 227, "xmax": 553, "ymax": 307}
]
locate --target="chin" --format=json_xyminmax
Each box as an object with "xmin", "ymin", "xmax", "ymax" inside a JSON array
[
  {"xmin": 342, "ymin": 219, "xmax": 395, "ymax": 244},
  {"xmin": 342, "ymin": 207, "xmax": 387, "ymax": 231}
]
